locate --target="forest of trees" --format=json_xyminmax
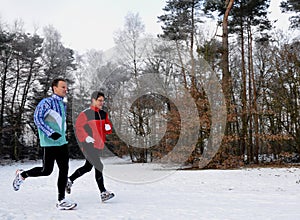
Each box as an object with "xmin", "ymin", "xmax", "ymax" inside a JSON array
[{"xmin": 0, "ymin": 0, "xmax": 299, "ymax": 168}]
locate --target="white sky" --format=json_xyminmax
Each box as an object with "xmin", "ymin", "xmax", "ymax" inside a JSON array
[
  {"xmin": 0, "ymin": 0, "xmax": 293, "ymax": 53},
  {"xmin": 0, "ymin": 0, "xmax": 166, "ymax": 52}
]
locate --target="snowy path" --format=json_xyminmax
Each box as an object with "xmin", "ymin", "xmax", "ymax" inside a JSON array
[{"xmin": 1, "ymin": 159, "xmax": 300, "ymax": 220}]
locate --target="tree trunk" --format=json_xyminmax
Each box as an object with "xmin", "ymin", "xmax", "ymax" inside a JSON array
[
  {"xmin": 241, "ymin": 21, "xmax": 248, "ymax": 162},
  {"xmin": 247, "ymin": 23, "xmax": 253, "ymax": 163},
  {"xmin": 248, "ymin": 24, "xmax": 259, "ymax": 163},
  {"xmin": 222, "ymin": 0, "xmax": 235, "ymax": 149},
  {"xmin": 222, "ymin": 0, "xmax": 234, "ymax": 108},
  {"xmin": 0, "ymin": 54, "xmax": 11, "ymax": 148}
]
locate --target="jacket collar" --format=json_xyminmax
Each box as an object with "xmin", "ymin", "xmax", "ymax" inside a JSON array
[
  {"xmin": 52, "ymin": 94, "xmax": 64, "ymax": 101},
  {"xmin": 90, "ymin": 105, "xmax": 100, "ymax": 112}
]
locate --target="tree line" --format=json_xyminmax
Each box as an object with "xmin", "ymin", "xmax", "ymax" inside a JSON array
[
  {"xmin": 0, "ymin": 0, "xmax": 299, "ymax": 168},
  {"xmin": 0, "ymin": 24, "xmax": 82, "ymax": 161},
  {"xmin": 155, "ymin": 0, "xmax": 300, "ymax": 168}
]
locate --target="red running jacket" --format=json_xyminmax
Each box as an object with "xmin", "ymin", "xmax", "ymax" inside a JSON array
[{"xmin": 75, "ymin": 106, "xmax": 112, "ymax": 149}]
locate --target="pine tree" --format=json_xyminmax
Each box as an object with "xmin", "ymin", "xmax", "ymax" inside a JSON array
[
  {"xmin": 204, "ymin": 0, "xmax": 271, "ymax": 163},
  {"xmin": 280, "ymin": 0, "xmax": 300, "ymax": 28},
  {"xmin": 158, "ymin": 0, "xmax": 202, "ymax": 42}
]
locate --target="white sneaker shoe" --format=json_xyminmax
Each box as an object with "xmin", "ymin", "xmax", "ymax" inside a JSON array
[
  {"xmin": 65, "ymin": 178, "xmax": 73, "ymax": 194},
  {"xmin": 101, "ymin": 190, "xmax": 115, "ymax": 202},
  {"xmin": 13, "ymin": 169, "xmax": 24, "ymax": 191},
  {"xmin": 56, "ymin": 199, "xmax": 77, "ymax": 210}
]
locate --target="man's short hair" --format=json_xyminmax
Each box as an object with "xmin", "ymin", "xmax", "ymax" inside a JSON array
[
  {"xmin": 91, "ymin": 91, "xmax": 105, "ymax": 100},
  {"xmin": 51, "ymin": 78, "xmax": 66, "ymax": 92}
]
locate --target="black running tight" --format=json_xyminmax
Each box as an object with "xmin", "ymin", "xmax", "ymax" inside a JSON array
[
  {"xmin": 69, "ymin": 144, "xmax": 106, "ymax": 193},
  {"xmin": 21, "ymin": 144, "xmax": 69, "ymax": 201}
]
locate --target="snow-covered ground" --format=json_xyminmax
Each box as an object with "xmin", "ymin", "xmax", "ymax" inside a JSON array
[{"xmin": 1, "ymin": 158, "xmax": 300, "ymax": 220}]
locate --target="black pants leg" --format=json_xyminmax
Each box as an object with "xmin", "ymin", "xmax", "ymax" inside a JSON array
[
  {"xmin": 69, "ymin": 159, "xmax": 93, "ymax": 182},
  {"xmin": 69, "ymin": 143, "xmax": 106, "ymax": 193},
  {"xmin": 55, "ymin": 145, "xmax": 69, "ymax": 201},
  {"xmin": 21, "ymin": 147, "xmax": 55, "ymax": 178},
  {"xmin": 21, "ymin": 145, "xmax": 69, "ymax": 201},
  {"xmin": 95, "ymin": 166, "xmax": 106, "ymax": 193}
]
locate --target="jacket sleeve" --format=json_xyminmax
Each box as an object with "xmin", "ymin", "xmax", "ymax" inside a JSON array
[
  {"xmin": 34, "ymin": 98, "xmax": 55, "ymax": 137},
  {"xmin": 75, "ymin": 112, "xmax": 89, "ymax": 142},
  {"xmin": 105, "ymin": 113, "xmax": 113, "ymax": 135}
]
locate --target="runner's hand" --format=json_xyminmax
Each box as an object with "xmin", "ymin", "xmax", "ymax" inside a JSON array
[
  {"xmin": 50, "ymin": 132, "xmax": 61, "ymax": 140},
  {"xmin": 85, "ymin": 136, "xmax": 95, "ymax": 143},
  {"xmin": 105, "ymin": 124, "xmax": 111, "ymax": 131}
]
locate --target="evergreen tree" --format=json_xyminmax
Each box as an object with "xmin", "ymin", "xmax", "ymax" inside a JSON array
[
  {"xmin": 0, "ymin": 30, "xmax": 15, "ymax": 155},
  {"xmin": 158, "ymin": 0, "xmax": 202, "ymax": 42},
  {"xmin": 280, "ymin": 0, "xmax": 300, "ymax": 28},
  {"xmin": 9, "ymin": 32, "xmax": 43, "ymax": 160},
  {"xmin": 31, "ymin": 26, "xmax": 78, "ymax": 159},
  {"xmin": 203, "ymin": 0, "xmax": 271, "ymax": 163}
]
